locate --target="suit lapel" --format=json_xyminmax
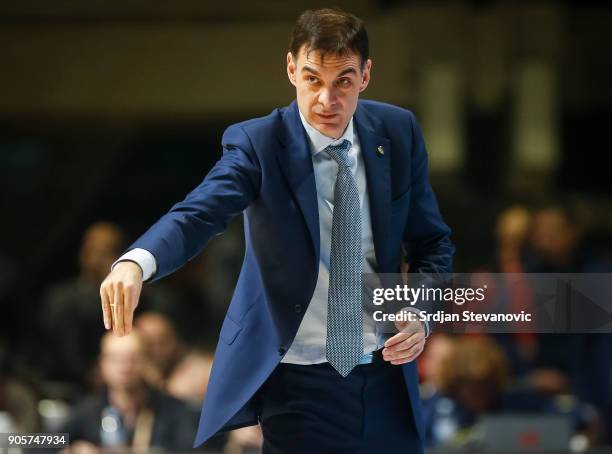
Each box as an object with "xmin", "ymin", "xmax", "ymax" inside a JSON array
[
  {"xmin": 276, "ymin": 101, "xmax": 320, "ymax": 261},
  {"xmin": 354, "ymin": 103, "xmax": 391, "ymax": 270},
  {"xmin": 276, "ymin": 100, "xmax": 391, "ymax": 269}
]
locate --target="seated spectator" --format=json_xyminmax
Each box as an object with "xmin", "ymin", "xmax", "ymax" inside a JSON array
[
  {"xmin": 525, "ymin": 204, "xmax": 583, "ymax": 273},
  {"xmin": 495, "ymin": 204, "xmax": 532, "ymax": 273},
  {"xmin": 523, "ymin": 205, "xmax": 595, "ymax": 406},
  {"xmin": 0, "ymin": 339, "xmax": 40, "ymax": 433},
  {"xmin": 166, "ymin": 349, "xmax": 247, "ymax": 451},
  {"xmin": 419, "ymin": 334, "xmax": 456, "ymax": 447},
  {"xmin": 40, "ymin": 221, "xmax": 179, "ymax": 393},
  {"xmin": 166, "ymin": 349, "xmax": 213, "ymax": 405},
  {"xmin": 59, "ymin": 331, "xmax": 196, "ymax": 453},
  {"xmin": 420, "ymin": 333, "xmax": 454, "ymax": 398},
  {"xmin": 134, "ymin": 311, "xmax": 186, "ymax": 388},
  {"xmin": 40, "ymin": 222, "xmax": 125, "ymax": 389},
  {"xmin": 423, "ymin": 335, "xmax": 598, "ymax": 448},
  {"xmin": 423, "ymin": 334, "xmax": 508, "ymax": 447}
]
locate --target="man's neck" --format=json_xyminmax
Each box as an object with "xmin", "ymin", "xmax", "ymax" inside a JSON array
[
  {"xmin": 108, "ymin": 385, "xmax": 147, "ymax": 415},
  {"xmin": 297, "ymin": 106, "xmax": 350, "ymax": 141}
]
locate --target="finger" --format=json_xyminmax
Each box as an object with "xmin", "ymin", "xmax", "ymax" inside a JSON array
[
  {"xmin": 391, "ymin": 333, "xmax": 425, "ymax": 352},
  {"xmin": 386, "ymin": 332, "xmax": 426, "ymax": 354},
  {"xmin": 100, "ymin": 285, "xmax": 112, "ymax": 330},
  {"xmin": 383, "ymin": 342, "xmax": 415, "ymax": 361},
  {"xmin": 391, "ymin": 342, "xmax": 425, "ymax": 365},
  {"xmin": 123, "ymin": 285, "xmax": 137, "ymax": 334},
  {"xmin": 113, "ymin": 284, "xmax": 124, "ymax": 336},
  {"xmin": 383, "ymin": 334, "xmax": 425, "ymax": 361},
  {"xmin": 384, "ymin": 331, "xmax": 411, "ymax": 349},
  {"xmin": 387, "ymin": 339, "xmax": 424, "ymax": 361}
]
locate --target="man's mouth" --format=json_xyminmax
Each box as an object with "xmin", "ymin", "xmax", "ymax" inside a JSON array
[{"xmin": 316, "ymin": 112, "xmax": 339, "ymax": 120}]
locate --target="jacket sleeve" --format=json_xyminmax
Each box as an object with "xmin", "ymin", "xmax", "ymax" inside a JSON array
[
  {"xmin": 403, "ymin": 112, "xmax": 455, "ymax": 276},
  {"xmin": 126, "ymin": 123, "xmax": 261, "ymax": 282}
]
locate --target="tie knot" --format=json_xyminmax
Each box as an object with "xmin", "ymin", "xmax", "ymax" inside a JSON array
[{"xmin": 324, "ymin": 139, "xmax": 352, "ymax": 169}]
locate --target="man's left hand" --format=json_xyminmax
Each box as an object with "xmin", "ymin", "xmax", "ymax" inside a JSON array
[{"xmin": 382, "ymin": 318, "xmax": 426, "ymax": 365}]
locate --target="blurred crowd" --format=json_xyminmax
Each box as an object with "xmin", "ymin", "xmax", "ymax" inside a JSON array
[
  {"xmin": 420, "ymin": 202, "xmax": 612, "ymax": 450},
  {"xmin": 0, "ymin": 201, "xmax": 611, "ymax": 452},
  {"xmin": 0, "ymin": 221, "xmax": 259, "ymax": 453}
]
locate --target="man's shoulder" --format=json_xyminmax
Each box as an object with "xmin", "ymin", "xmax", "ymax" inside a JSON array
[{"xmin": 357, "ymin": 99, "xmax": 420, "ymax": 143}]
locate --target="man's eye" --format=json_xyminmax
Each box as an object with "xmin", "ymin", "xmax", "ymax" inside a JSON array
[
  {"xmin": 307, "ymin": 76, "xmax": 318, "ymax": 84},
  {"xmin": 338, "ymin": 78, "xmax": 352, "ymax": 87}
]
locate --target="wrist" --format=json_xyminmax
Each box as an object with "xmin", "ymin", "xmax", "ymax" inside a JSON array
[{"xmin": 113, "ymin": 260, "xmax": 143, "ymax": 279}]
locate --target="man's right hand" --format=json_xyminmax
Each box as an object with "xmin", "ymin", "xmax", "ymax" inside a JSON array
[{"xmin": 99, "ymin": 261, "xmax": 143, "ymax": 336}]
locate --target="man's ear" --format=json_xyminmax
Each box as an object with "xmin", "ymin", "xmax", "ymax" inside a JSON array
[
  {"xmin": 359, "ymin": 58, "xmax": 372, "ymax": 93},
  {"xmin": 287, "ymin": 52, "xmax": 297, "ymax": 87}
]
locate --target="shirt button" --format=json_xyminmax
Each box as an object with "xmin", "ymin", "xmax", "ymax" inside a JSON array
[{"xmin": 294, "ymin": 303, "xmax": 303, "ymax": 313}]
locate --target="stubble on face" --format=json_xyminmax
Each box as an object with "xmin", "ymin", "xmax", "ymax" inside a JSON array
[{"xmin": 288, "ymin": 46, "xmax": 370, "ymax": 139}]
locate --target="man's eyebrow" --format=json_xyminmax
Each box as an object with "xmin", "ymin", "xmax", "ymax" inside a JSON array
[
  {"xmin": 301, "ymin": 65, "xmax": 321, "ymax": 76},
  {"xmin": 337, "ymin": 68, "xmax": 358, "ymax": 77},
  {"xmin": 301, "ymin": 66, "xmax": 359, "ymax": 77}
]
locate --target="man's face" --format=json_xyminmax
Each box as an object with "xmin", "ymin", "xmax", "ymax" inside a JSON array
[
  {"xmin": 99, "ymin": 333, "xmax": 145, "ymax": 392},
  {"xmin": 79, "ymin": 224, "xmax": 122, "ymax": 282},
  {"xmin": 287, "ymin": 46, "xmax": 371, "ymax": 138},
  {"xmin": 135, "ymin": 313, "xmax": 182, "ymax": 373}
]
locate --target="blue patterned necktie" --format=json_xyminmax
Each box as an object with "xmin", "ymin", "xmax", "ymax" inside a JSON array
[{"xmin": 324, "ymin": 139, "xmax": 364, "ymax": 377}]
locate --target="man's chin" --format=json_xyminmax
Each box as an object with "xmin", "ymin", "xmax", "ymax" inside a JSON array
[{"xmin": 314, "ymin": 123, "xmax": 342, "ymax": 139}]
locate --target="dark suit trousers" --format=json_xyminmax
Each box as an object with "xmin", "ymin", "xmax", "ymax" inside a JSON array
[{"xmin": 258, "ymin": 357, "xmax": 423, "ymax": 453}]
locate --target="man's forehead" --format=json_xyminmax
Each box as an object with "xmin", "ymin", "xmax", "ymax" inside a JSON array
[
  {"xmin": 101, "ymin": 332, "xmax": 143, "ymax": 353},
  {"xmin": 298, "ymin": 47, "xmax": 361, "ymax": 69}
]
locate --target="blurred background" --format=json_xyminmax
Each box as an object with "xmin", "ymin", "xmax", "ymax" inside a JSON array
[{"xmin": 0, "ymin": 0, "xmax": 611, "ymax": 452}]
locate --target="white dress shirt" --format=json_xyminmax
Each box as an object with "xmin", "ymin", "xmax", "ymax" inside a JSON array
[{"xmin": 279, "ymin": 110, "xmax": 380, "ymax": 364}]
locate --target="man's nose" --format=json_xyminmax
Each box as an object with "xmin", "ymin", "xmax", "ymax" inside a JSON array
[{"xmin": 318, "ymin": 86, "xmax": 337, "ymax": 108}]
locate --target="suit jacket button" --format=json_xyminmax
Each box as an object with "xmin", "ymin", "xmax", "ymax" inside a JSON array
[
  {"xmin": 278, "ymin": 347, "xmax": 286, "ymax": 355},
  {"xmin": 294, "ymin": 304, "xmax": 303, "ymax": 313}
]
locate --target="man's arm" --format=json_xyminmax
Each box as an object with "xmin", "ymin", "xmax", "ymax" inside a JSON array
[
  {"xmin": 383, "ymin": 111, "xmax": 454, "ymax": 365},
  {"xmin": 100, "ymin": 124, "xmax": 262, "ymax": 336},
  {"xmin": 112, "ymin": 248, "xmax": 157, "ymax": 281},
  {"xmin": 403, "ymin": 111, "xmax": 455, "ymax": 275}
]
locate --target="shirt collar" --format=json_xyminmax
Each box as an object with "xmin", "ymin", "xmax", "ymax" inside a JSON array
[{"xmin": 298, "ymin": 108, "xmax": 353, "ymax": 156}]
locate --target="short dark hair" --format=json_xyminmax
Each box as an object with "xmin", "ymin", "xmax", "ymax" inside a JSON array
[{"xmin": 289, "ymin": 8, "xmax": 369, "ymax": 68}]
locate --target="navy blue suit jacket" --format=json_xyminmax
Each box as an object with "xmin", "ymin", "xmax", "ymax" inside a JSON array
[{"xmin": 128, "ymin": 99, "xmax": 454, "ymax": 447}]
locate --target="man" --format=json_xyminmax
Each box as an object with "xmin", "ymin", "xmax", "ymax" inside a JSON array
[
  {"xmin": 134, "ymin": 310, "xmax": 186, "ymax": 386},
  {"xmin": 41, "ymin": 221, "xmax": 125, "ymax": 386},
  {"xmin": 60, "ymin": 332, "xmax": 196, "ymax": 452},
  {"xmin": 100, "ymin": 8, "xmax": 454, "ymax": 452}
]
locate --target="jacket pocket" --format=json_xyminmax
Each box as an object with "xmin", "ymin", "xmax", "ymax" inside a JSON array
[{"xmin": 219, "ymin": 315, "xmax": 243, "ymax": 345}]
